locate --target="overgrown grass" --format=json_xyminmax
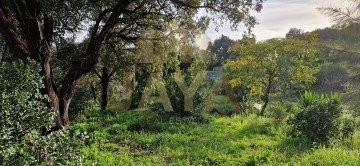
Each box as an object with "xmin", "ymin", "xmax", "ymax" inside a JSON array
[{"xmin": 69, "ymin": 107, "xmax": 360, "ymax": 165}]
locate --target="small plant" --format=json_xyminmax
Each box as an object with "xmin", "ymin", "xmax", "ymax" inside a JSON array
[
  {"xmin": 268, "ymin": 102, "xmax": 288, "ymax": 127},
  {"xmin": 299, "ymin": 90, "xmax": 319, "ymax": 107},
  {"xmin": 339, "ymin": 117, "xmax": 356, "ymax": 139},
  {"xmin": 288, "ymin": 91, "xmax": 344, "ymax": 143},
  {"xmin": 269, "ymin": 102, "xmax": 287, "ymax": 119}
]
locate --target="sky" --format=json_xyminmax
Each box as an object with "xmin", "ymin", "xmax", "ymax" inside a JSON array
[
  {"xmin": 71, "ymin": 0, "xmax": 345, "ymax": 49},
  {"xmin": 205, "ymin": 0, "xmax": 343, "ymax": 42}
]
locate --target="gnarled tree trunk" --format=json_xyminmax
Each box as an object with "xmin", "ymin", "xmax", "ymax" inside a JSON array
[{"xmin": 0, "ymin": 0, "xmax": 134, "ymax": 129}]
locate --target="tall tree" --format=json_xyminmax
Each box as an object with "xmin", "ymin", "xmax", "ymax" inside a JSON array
[
  {"xmin": 225, "ymin": 35, "xmax": 319, "ymax": 115},
  {"xmin": 0, "ymin": 0, "xmax": 264, "ymax": 129},
  {"xmin": 211, "ymin": 34, "xmax": 235, "ymax": 67}
]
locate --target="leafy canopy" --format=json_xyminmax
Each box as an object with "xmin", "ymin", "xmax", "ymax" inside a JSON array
[
  {"xmin": 225, "ymin": 34, "xmax": 319, "ymax": 96},
  {"xmin": 211, "ymin": 35, "xmax": 235, "ymax": 66}
]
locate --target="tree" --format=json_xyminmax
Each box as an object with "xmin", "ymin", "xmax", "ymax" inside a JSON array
[
  {"xmin": 285, "ymin": 28, "xmax": 305, "ymax": 39},
  {"xmin": 93, "ymin": 38, "xmax": 135, "ymax": 112},
  {"xmin": 315, "ymin": 62, "xmax": 348, "ymax": 92},
  {"xmin": 312, "ymin": 25, "xmax": 360, "ymax": 116},
  {"xmin": 0, "ymin": 0, "xmax": 263, "ymax": 129},
  {"xmin": 211, "ymin": 34, "xmax": 235, "ymax": 67},
  {"xmin": 320, "ymin": 0, "xmax": 360, "ymax": 28},
  {"xmin": 225, "ymin": 35, "xmax": 319, "ymax": 115},
  {"xmin": 312, "ymin": 27, "xmax": 340, "ymax": 41},
  {"xmin": 133, "ymin": 23, "xmax": 196, "ymax": 113}
]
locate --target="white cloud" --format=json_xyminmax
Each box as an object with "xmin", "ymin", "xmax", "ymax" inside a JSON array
[{"xmin": 206, "ymin": 0, "xmax": 343, "ymax": 41}]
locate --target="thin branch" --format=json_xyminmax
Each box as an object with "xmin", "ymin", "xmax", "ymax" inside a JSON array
[
  {"xmin": 169, "ymin": 0, "xmax": 220, "ymax": 12},
  {"xmin": 0, "ymin": 6, "xmax": 29, "ymax": 59},
  {"xmin": 109, "ymin": 67, "xmax": 118, "ymax": 78},
  {"xmin": 109, "ymin": 33, "xmax": 138, "ymax": 41},
  {"xmin": 93, "ymin": 68, "xmax": 102, "ymax": 78}
]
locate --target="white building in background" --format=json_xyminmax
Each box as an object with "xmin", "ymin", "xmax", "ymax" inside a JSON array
[{"xmin": 206, "ymin": 67, "xmax": 223, "ymax": 81}]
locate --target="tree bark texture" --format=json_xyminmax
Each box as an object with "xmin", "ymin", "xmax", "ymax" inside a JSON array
[{"xmin": 0, "ymin": 0, "xmax": 135, "ymax": 129}]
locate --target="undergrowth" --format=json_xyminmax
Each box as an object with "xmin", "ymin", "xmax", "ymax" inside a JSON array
[{"xmin": 69, "ymin": 106, "xmax": 360, "ymax": 165}]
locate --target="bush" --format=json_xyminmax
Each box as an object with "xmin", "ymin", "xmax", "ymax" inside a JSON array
[
  {"xmin": 288, "ymin": 91, "xmax": 344, "ymax": 143},
  {"xmin": 0, "ymin": 59, "xmax": 84, "ymax": 165},
  {"xmin": 339, "ymin": 117, "xmax": 356, "ymax": 139},
  {"xmin": 268, "ymin": 102, "xmax": 288, "ymax": 126}
]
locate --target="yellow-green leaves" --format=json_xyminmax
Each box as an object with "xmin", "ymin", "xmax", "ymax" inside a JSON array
[{"xmin": 225, "ymin": 36, "xmax": 319, "ymax": 97}]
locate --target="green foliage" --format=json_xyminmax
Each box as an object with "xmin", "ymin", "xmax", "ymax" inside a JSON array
[
  {"xmin": 68, "ymin": 107, "xmax": 360, "ymax": 165},
  {"xmin": 288, "ymin": 91, "xmax": 345, "ymax": 143},
  {"xmin": 70, "ymin": 87, "xmax": 93, "ymax": 119},
  {"xmin": 225, "ymin": 36, "xmax": 319, "ymax": 97},
  {"xmin": 225, "ymin": 36, "xmax": 319, "ymax": 114},
  {"xmin": 268, "ymin": 102, "xmax": 289, "ymax": 127},
  {"xmin": 0, "ymin": 59, "xmax": 84, "ymax": 165},
  {"xmin": 338, "ymin": 116, "xmax": 356, "ymax": 139},
  {"xmin": 0, "ymin": 59, "xmax": 55, "ymax": 151},
  {"xmin": 299, "ymin": 90, "xmax": 319, "ymax": 107},
  {"xmin": 286, "ymin": 28, "xmax": 305, "ymax": 39},
  {"xmin": 210, "ymin": 34, "xmax": 235, "ymax": 67},
  {"xmin": 315, "ymin": 62, "xmax": 348, "ymax": 92},
  {"xmin": 313, "ymin": 25, "xmax": 360, "ymax": 115},
  {"xmin": 135, "ymin": 52, "xmax": 211, "ymax": 114}
]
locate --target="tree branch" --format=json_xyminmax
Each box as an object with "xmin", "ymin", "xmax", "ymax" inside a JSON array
[
  {"xmin": 0, "ymin": 6, "xmax": 29, "ymax": 59},
  {"xmin": 93, "ymin": 68, "xmax": 102, "ymax": 79},
  {"xmin": 109, "ymin": 67, "xmax": 118, "ymax": 78},
  {"xmin": 170, "ymin": 0, "xmax": 220, "ymax": 12},
  {"xmin": 91, "ymin": 8, "xmax": 113, "ymax": 38},
  {"xmin": 44, "ymin": 14, "xmax": 54, "ymax": 44}
]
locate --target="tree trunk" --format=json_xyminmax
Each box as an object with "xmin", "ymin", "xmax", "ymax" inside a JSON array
[
  {"xmin": 260, "ymin": 94, "xmax": 269, "ymax": 116},
  {"xmin": 0, "ymin": 0, "xmax": 134, "ymax": 129},
  {"xmin": 222, "ymin": 75, "xmax": 241, "ymax": 113},
  {"xmin": 260, "ymin": 76, "xmax": 272, "ymax": 116},
  {"xmin": 101, "ymin": 67, "xmax": 110, "ymax": 112},
  {"xmin": 41, "ymin": 60, "xmax": 63, "ymax": 128},
  {"xmin": 91, "ymin": 81, "xmax": 97, "ymax": 100},
  {"xmin": 58, "ymin": 51, "xmax": 100, "ymax": 125},
  {"xmin": 57, "ymin": 0, "xmax": 134, "ymax": 123}
]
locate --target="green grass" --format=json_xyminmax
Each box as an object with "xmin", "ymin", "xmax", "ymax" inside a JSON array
[{"xmin": 69, "ymin": 108, "xmax": 360, "ymax": 165}]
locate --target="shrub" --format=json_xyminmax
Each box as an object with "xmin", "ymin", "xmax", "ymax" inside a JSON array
[
  {"xmin": 288, "ymin": 91, "xmax": 343, "ymax": 143},
  {"xmin": 339, "ymin": 117, "xmax": 356, "ymax": 139},
  {"xmin": 0, "ymin": 59, "xmax": 84, "ymax": 165},
  {"xmin": 0, "ymin": 60, "xmax": 55, "ymax": 162},
  {"xmin": 268, "ymin": 102, "xmax": 288, "ymax": 126}
]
